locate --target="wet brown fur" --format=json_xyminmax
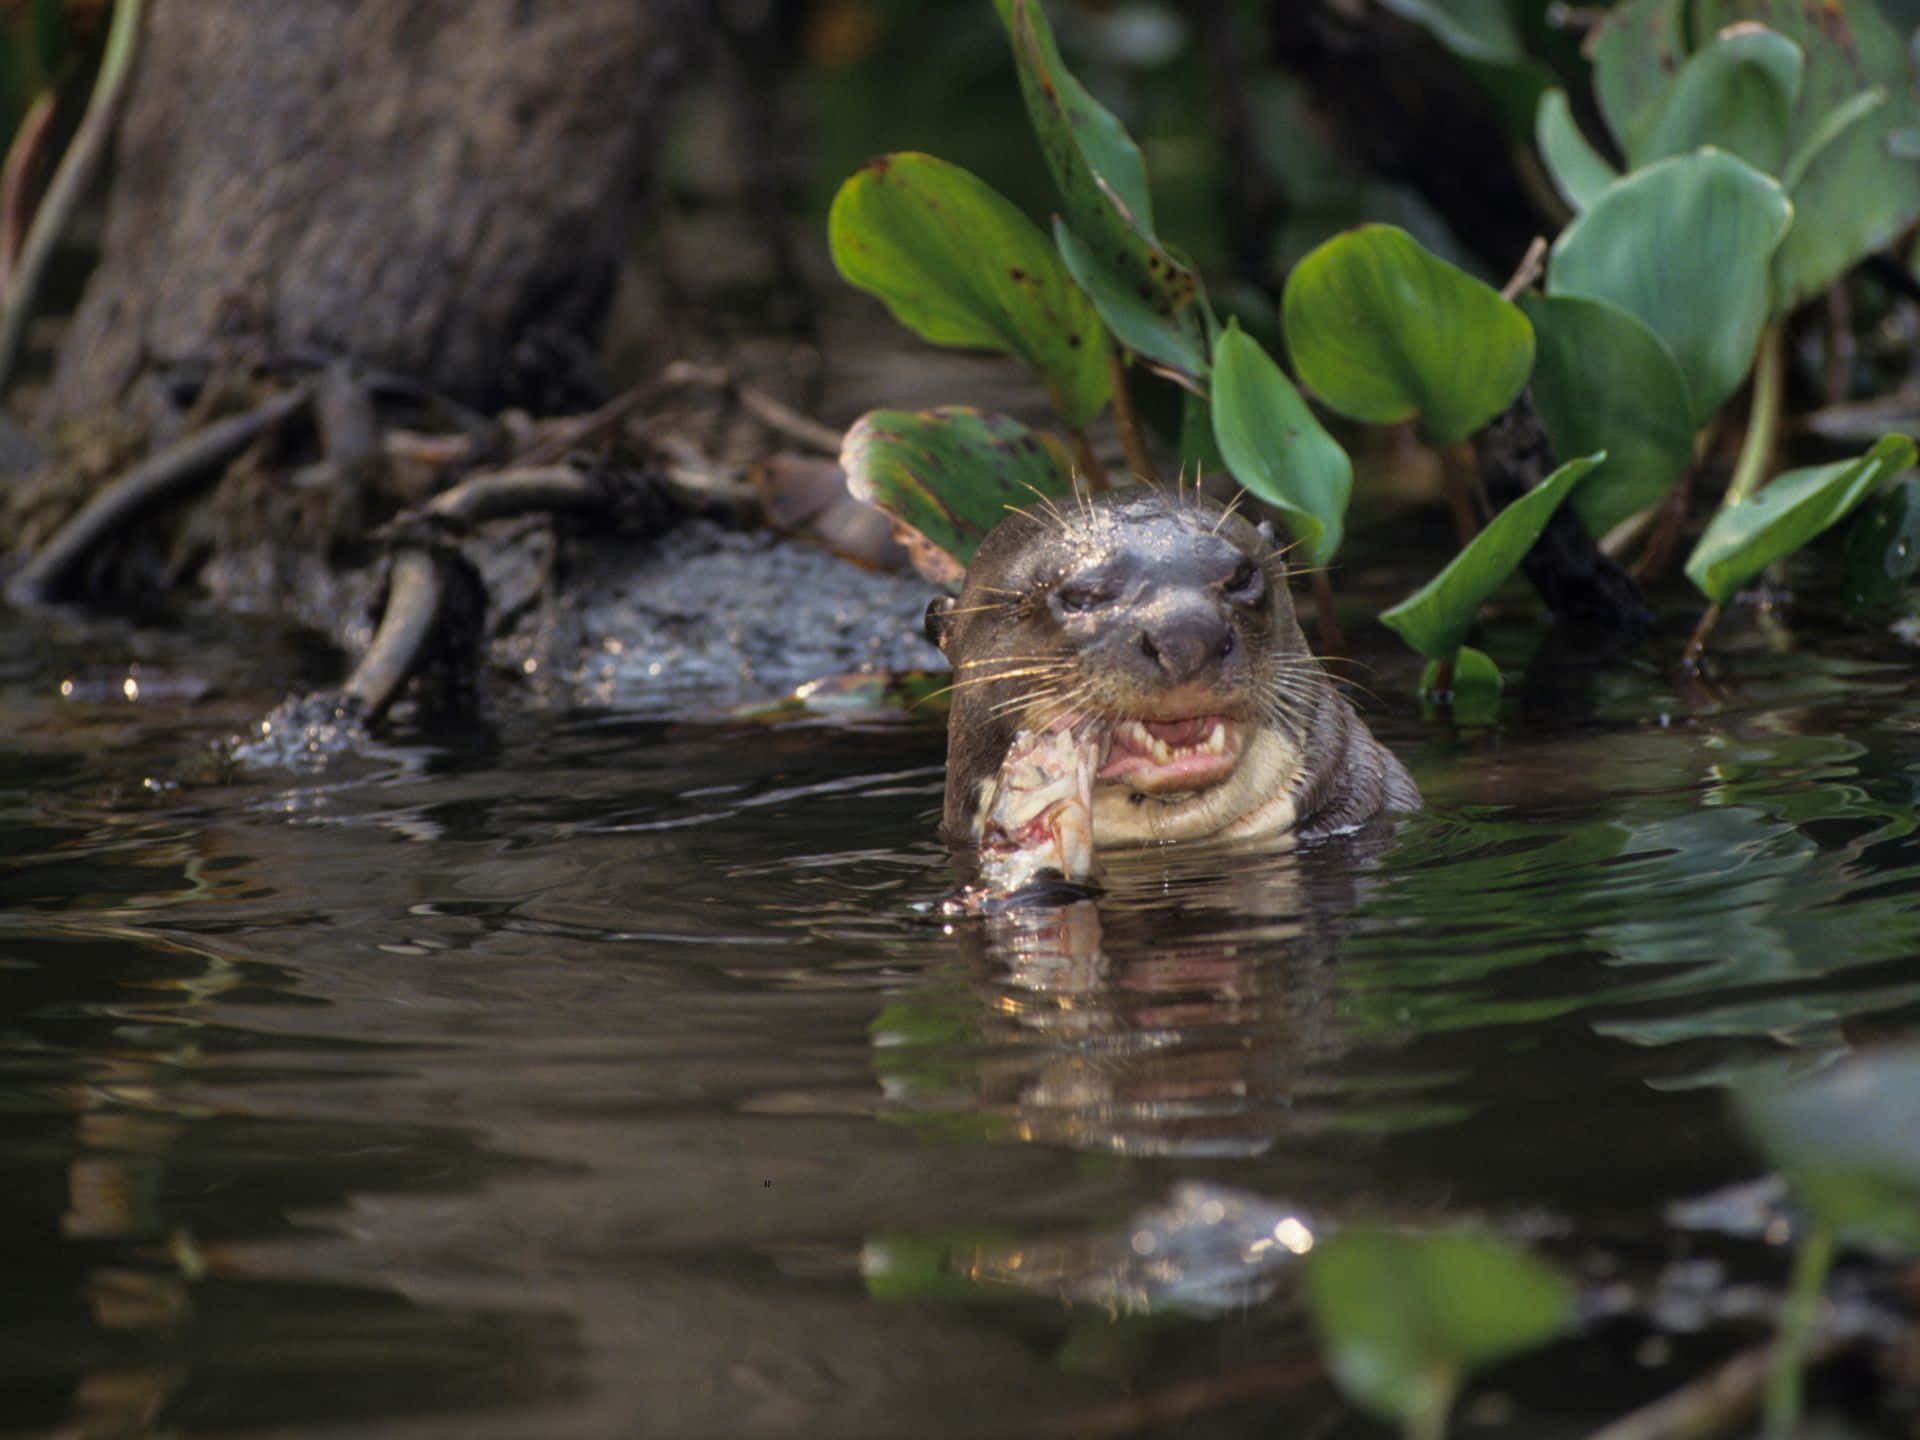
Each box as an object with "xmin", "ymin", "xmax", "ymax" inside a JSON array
[{"xmin": 926, "ymin": 486, "xmax": 1419, "ymax": 847}]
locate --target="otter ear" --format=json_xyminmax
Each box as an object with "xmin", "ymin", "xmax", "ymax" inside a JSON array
[{"xmin": 924, "ymin": 595, "xmax": 957, "ymax": 651}]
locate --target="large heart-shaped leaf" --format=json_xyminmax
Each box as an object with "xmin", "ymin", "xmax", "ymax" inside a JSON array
[
  {"xmin": 830, "ymin": 153, "xmax": 1112, "ymax": 425},
  {"xmin": 1521, "ymin": 293, "xmax": 1696, "ymax": 536},
  {"xmin": 993, "ymin": 0, "xmax": 1194, "ymax": 322},
  {"xmin": 840, "ymin": 406, "xmax": 1077, "ymax": 584},
  {"xmin": 1307, "ymin": 1227, "xmax": 1573, "ymax": 1430},
  {"xmin": 1589, "ymin": 0, "xmax": 1687, "ymax": 149},
  {"xmin": 1281, "ymin": 224, "xmax": 1534, "ymax": 447},
  {"xmin": 1697, "ymin": 0, "xmax": 1920, "ymax": 310},
  {"xmin": 1684, "ymin": 434, "xmax": 1917, "ymax": 604},
  {"xmin": 1548, "ymin": 150, "xmax": 1791, "ymax": 426},
  {"xmin": 1054, "ymin": 219, "xmax": 1206, "ymax": 385},
  {"xmin": 1628, "ymin": 24, "xmax": 1803, "ymax": 173},
  {"xmin": 1210, "ymin": 321, "xmax": 1352, "ymax": 567},
  {"xmin": 1380, "ymin": 452, "xmax": 1604, "ymax": 659},
  {"xmin": 1735, "ymin": 1043, "xmax": 1920, "ymax": 1252},
  {"xmin": 1536, "ymin": 89, "xmax": 1619, "ymax": 213}
]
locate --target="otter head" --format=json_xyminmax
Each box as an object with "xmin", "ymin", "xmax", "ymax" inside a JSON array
[{"xmin": 928, "ymin": 486, "xmax": 1329, "ymax": 853}]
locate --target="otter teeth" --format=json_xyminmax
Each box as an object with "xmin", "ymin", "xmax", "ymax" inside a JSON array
[{"xmin": 1114, "ymin": 718, "xmax": 1230, "ymax": 763}]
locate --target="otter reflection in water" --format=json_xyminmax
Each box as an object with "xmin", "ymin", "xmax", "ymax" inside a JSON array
[
  {"xmin": 885, "ymin": 835, "xmax": 1399, "ymax": 1159},
  {"xmin": 924, "ymin": 486, "xmax": 1417, "ymax": 890}
]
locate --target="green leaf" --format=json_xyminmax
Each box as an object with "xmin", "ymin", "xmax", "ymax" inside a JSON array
[
  {"xmin": 1779, "ymin": 85, "xmax": 1885, "ymax": 193},
  {"xmin": 1520, "ymin": 293, "xmax": 1696, "ymax": 536},
  {"xmin": 1628, "ymin": 24, "xmax": 1803, "ymax": 174},
  {"xmin": 1535, "ymin": 89, "xmax": 1619, "ymax": 213},
  {"xmin": 829, "ymin": 153, "xmax": 1112, "ymax": 425},
  {"xmin": 839, "ymin": 406, "xmax": 1078, "ymax": 582},
  {"xmin": 993, "ymin": 0, "xmax": 1195, "ymax": 320},
  {"xmin": 1054, "ymin": 218, "xmax": 1207, "ymax": 385},
  {"xmin": 1307, "ymin": 1227, "xmax": 1573, "ymax": 1430},
  {"xmin": 1697, "ymin": 0, "xmax": 1920, "ymax": 310},
  {"xmin": 1209, "ymin": 321, "xmax": 1353, "ymax": 567},
  {"xmin": 1735, "ymin": 1043, "xmax": 1920, "ymax": 1253},
  {"xmin": 1548, "ymin": 150, "xmax": 1791, "ymax": 426},
  {"xmin": 1684, "ymin": 434, "xmax": 1918, "ymax": 604},
  {"xmin": 1179, "ymin": 387, "xmax": 1229, "ymax": 478},
  {"xmin": 1380, "ymin": 452, "xmax": 1604, "ymax": 659},
  {"xmin": 1280, "ymin": 224, "xmax": 1535, "ymax": 447},
  {"xmin": 1377, "ymin": 0, "xmax": 1524, "ymax": 65},
  {"xmin": 1589, "ymin": 0, "xmax": 1687, "ymax": 150}
]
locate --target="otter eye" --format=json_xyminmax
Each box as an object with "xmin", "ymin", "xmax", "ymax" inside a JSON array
[
  {"xmin": 1052, "ymin": 581, "xmax": 1113, "ymax": 614},
  {"xmin": 1224, "ymin": 559, "xmax": 1264, "ymax": 604}
]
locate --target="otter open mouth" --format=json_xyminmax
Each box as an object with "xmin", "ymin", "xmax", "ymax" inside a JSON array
[
  {"xmin": 973, "ymin": 713, "xmax": 1248, "ymax": 890},
  {"xmin": 1096, "ymin": 716, "xmax": 1240, "ymax": 794}
]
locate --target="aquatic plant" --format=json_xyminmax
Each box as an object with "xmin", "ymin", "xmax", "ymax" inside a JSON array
[
  {"xmin": 1736, "ymin": 1045, "xmax": 1920, "ymax": 1435},
  {"xmin": 830, "ymin": 0, "xmax": 1920, "ymax": 707},
  {"xmin": 1305, "ymin": 1226, "xmax": 1572, "ymax": 1440}
]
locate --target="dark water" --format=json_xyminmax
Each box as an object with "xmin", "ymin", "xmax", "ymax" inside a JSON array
[{"xmin": 6, "ymin": 601, "xmax": 1920, "ymax": 1438}]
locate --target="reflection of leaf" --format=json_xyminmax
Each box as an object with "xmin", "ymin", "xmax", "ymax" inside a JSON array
[
  {"xmin": 1736, "ymin": 1045, "xmax": 1920, "ymax": 1253},
  {"xmin": 1521, "ymin": 293, "xmax": 1695, "ymax": 535},
  {"xmin": 1535, "ymin": 89, "xmax": 1618, "ymax": 213},
  {"xmin": 830, "ymin": 153, "xmax": 1111, "ymax": 425},
  {"xmin": 1209, "ymin": 321, "xmax": 1351, "ymax": 566},
  {"xmin": 1380, "ymin": 454, "xmax": 1603, "ymax": 659},
  {"xmin": 1281, "ymin": 224, "xmax": 1534, "ymax": 447},
  {"xmin": 840, "ymin": 407, "xmax": 1076, "ymax": 583},
  {"xmin": 1842, "ymin": 476, "xmax": 1920, "ymax": 613},
  {"xmin": 864, "ymin": 1229, "xmax": 1029, "ymax": 1302},
  {"xmin": 993, "ymin": 0, "xmax": 1194, "ymax": 319},
  {"xmin": 1685, "ymin": 435, "xmax": 1918, "ymax": 604},
  {"xmin": 1308, "ymin": 1227, "xmax": 1572, "ymax": 1431},
  {"xmin": 1548, "ymin": 150, "xmax": 1791, "ymax": 426}
]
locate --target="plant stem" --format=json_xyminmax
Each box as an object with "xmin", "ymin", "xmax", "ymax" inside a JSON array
[
  {"xmin": 1727, "ymin": 320, "xmax": 1784, "ymax": 509},
  {"xmin": 1108, "ymin": 348, "xmax": 1155, "ymax": 483},
  {"xmin": 1407, "ymin": 1369, "xmax": 1458, "ymax": 1440},
  {"xmin": 1498, "ymin": 235, "xmax": 1548, "ymax": 302},
  {"xmin": 1764, "ymin": 1219, "xmax": 1834, "ymax": 1438},
  {"xmin": 1068, "ymin": 426, "xmax": 1110, "ymax": 491},
  {"xmin": 1311, "ymin": 568, "xmax": 1345, "ymax": 659},
  {"xmin": 1684, "ymin": 322, "xmax": 1784, "ymax": 662},
  {"xmin": 1679, "ymin": 602, "xmax": 1720, "ymax": 672},
  {"xmin": 1440, "ymin": 442, "xmax": 1482, "ymax": 547},
  {"xmin": 0, "ymin": 0, "xmax": 143, "ymax": 394}
]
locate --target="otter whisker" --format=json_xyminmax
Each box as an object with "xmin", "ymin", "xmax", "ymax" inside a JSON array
[
  {"xmin": 1012, "ymin": 480, "xmax": 1075, "ymax": 532},
  {"xmin": 948, "ymin": 668, "xmax": 1075, "ymax": 692},
  {"xmin": 935, "ymin": 602, "xmax": 1023, "ymax": 621},
  {"xmin": 1210, "ymin": 488, "xmax": 1248, "ymax": 533}
]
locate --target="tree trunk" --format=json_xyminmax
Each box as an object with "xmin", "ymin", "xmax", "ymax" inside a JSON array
[{"xmin": 46, "ymin": 0, "xmax": 704, "ymax": 422}]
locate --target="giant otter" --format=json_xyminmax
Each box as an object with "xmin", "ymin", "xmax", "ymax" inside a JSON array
[{"xmin": 925, "ymin": 485, "xmax": 1418, "ymax": 885}]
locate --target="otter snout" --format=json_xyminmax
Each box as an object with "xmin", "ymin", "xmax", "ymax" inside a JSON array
[{"xmin": 1135, "ymin": 598, "xmax": 1235, "ymax": 686}]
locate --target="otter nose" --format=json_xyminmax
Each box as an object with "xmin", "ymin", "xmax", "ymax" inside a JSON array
[{"xmin": 1138, "ymin": 607, "xmax": 1233, "ymax": 683}]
